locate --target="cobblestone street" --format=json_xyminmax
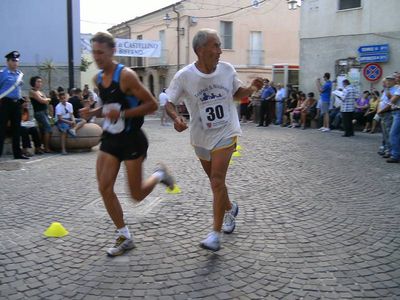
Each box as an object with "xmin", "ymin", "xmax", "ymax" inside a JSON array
[{"xmin": 0, "ymin": 120, "xmax": 399, "ymax": 299}]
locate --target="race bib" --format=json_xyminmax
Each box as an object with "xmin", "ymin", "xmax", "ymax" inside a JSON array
[
  {"xmin": 102, "ymin": 103, "xmax": 125, "ymax": 134},
  {"xmin": 199, "ymin": 99, "xmax": 230, "ymax": 129}
]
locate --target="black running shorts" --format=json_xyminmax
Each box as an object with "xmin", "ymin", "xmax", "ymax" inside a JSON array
[{"xmin": 100, "ymin": 129, "xmax": 148, "ymax": 161}]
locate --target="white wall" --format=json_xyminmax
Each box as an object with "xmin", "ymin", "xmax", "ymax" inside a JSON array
[{"xmin": 0, "ymin": 0, "xmax": 80, "ymax": 67}]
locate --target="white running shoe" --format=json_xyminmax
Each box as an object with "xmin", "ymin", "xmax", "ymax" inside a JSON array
[
  {"xmin": 318, "ymin": 127, "xmax": 325, "ymax": 131},
  {"xmin": 222, "ymin": 201, "xmax": 239, "ymax": 234},
  {"xmin": 322, "ymin": 128, "xmax": 331, "ymax": 132},
  {"xmin": 106, "ymin": 235, "xmax": 135, "ymax": 257},
  {"xmin": 154, "ymin": 163, "xmax": 175, "ymax": 189},
  {"xmin": 200, "ymin": 232, "xmax": 220, "ymax": 251}
]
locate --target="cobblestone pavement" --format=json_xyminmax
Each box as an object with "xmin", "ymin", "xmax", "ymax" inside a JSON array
[{"xmin": 0, "ymin": 120, "xmax": 399, "ymax": 300}]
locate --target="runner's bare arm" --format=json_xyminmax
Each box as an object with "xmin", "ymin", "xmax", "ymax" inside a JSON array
[
  {"xmin": 165, "ymin": 101, "xmax": 188, "ymax": 132},
  {"xmin": 233, "ymin": 77, "xmax": 263, "ymax": 99}
]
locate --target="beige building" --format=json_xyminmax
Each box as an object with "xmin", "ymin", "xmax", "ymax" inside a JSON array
[{"xmin": 108, "ymin": 0, "xmax": 300, "ymax": 97}]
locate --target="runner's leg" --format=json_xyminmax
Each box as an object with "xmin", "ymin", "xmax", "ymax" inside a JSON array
[
  {"xmin": 209, "ymin": 145, "xmax": 235, "ymax": 232},
  {"xmin": 124, "ymin": 156, "xmax": 160, "ymax": 201},
  {"xmin": 97, "ymin": 151, "xmax": 124, "ymax": 228}
]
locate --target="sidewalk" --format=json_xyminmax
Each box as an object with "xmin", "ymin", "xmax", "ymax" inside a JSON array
[{"xmin": 0, "ymin": 120, "xmax": 399, "ymax": 299}]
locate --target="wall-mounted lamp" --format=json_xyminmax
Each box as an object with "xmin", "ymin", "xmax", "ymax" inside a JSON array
[
  {"xmin": 287, "ymin": 0, "xmax": 302, "ymax": 10},
  {"xmin": 163, "ymin": 12, "xmax": 185, "ymax": 35},
  {"xmin": 163, "ymin": 13, "xmax": 172, "ymax": 27}
]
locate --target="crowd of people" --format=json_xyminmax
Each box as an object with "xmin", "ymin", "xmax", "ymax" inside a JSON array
[
  {"xmin": 238, "ymin": 71, "xmax": 400, "ymax": 163},
  {"xmin": 0, "ymin": 50, "xmax": 100, "ymax": 159}
]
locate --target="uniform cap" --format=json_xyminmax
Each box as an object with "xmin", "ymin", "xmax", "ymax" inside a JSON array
[{"xmin": 5, "ymin": 51, "xmax": 20, "ymax": 61}]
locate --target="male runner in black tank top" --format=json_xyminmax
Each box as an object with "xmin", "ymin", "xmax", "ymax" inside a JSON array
[{"xmin": 80, "ymin": 32, "xmax": 176, "ymax": 256}]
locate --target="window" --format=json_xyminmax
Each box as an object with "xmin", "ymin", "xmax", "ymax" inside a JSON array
[
  {"xmin": 338, "ymin": 0, "xmax": 361, "ymax": 10},
  {"xmin": 220, "ymin": 21, "xmax": 233, "ymax": 49},
  {"xmin": 248, "ymin": 31, "xmax": 263, "ymax": 66}
]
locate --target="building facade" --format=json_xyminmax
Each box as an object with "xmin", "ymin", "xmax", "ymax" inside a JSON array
[
  {"xmin": 300, "ymin": 0, "xmax": 400, "ymax": 94},
  {"xmin": 108, "ymin": 0, "xmax": 300, "ymax": 97},
  {"xmin": 0, "ymin": 0, "xmax": 81, "ymax": 95}
]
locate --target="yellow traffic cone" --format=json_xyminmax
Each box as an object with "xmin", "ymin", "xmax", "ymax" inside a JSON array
[
  {"xmin": 44, "ymin": 222, "xmax": 69, "ymax": 238},
  {"xmin": 232, "ymin": 150, "xmax": 241, "ymax": 157},
  {"xmin": 236, "ymin": 145, "xmax": 242, "ymax": 151},
  {"xmin": 166, "ymin": 184, "xmax": 182, "ymax": 194}
]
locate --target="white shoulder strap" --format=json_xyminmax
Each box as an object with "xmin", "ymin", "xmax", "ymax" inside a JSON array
[{"xmin": 0, "ymin": 72, "xmax": 23, "ymax": 99}]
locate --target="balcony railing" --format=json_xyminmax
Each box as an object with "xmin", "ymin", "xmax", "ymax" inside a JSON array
[
  {"xmin": 147, "ymin": 49, "xmax": 169, "ymax": 67},
  {"xmin": 247, "ymin": 50, "xmax": 264, "ymax": 66}
]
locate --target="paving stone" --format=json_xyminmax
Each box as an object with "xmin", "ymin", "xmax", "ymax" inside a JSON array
[{"xmin": 0, "ymin": 121, "xmax": 399, "ymax": 299}]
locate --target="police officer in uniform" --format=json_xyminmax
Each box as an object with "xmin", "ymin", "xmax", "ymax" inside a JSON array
[{"xmin": 0, "ymin": 51, "xmax": 28, "ymax": 159}]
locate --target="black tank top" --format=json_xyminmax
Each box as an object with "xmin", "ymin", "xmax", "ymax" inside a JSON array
[
  {"xmin": 97, "ymin": 64, "xmax": 143, "ymax": 132},
  {"xmin": 30, "ymin": 90, "xmax": 48, "ymax": 112}
]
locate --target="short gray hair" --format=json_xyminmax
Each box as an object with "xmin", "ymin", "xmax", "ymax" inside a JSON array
[{"xmin": 192, "ymin": 28, "xmax": 219, "ymax": 54}]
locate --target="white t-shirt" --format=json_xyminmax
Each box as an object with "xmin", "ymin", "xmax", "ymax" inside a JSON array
[
  {"xmin": 159, "ymin": 92, "xmax": 169, "ymax": 106},
  {"xmin": 55, "ymin": 102, "xmax": 73, "ymax": 119},
  {"xmin": 166, "ymin": 61, "xmax": 242, "ymax": 150}
]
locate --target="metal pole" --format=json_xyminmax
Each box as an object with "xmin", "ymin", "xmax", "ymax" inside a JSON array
[
  {"xmin": 173, "ymin": 5, "xmax": 180, "ymax": 71},
  {"xmin": 67, "ymin": 0, "xmax": 74, "ymax": 90}
]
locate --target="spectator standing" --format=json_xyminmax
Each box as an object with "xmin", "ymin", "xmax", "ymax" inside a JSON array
[
  {"xmin": 341, "ymin": 79, "xmax": 359, "ymax": 137},
  {"xmin": 0, "ymin": 51, "xmax": 28, "ymax": 159},
  {"xmin": 378, "ymin": 77, "xmax": 396, "ymax": 158},
  {"xmin": 258, "ymin": 79, "xmax": 275, "ymax": 127},
  {"xmin": 387, "ymin": 73, "xmax": 400, "ymax": 163},
  {"xmin": 316, "ymin": 72, "xmax": 332, "ymax": 132},
  {"xmin": 275, "ymin": 83, "xmax": 286, "ymax": 125},
  {"xmin": 158, "ymin": 88, "xmax": 169, "ymax": 126},
  {"xmin": 29, "ymin": 76, "xmax": 52, "ymax": 153}
]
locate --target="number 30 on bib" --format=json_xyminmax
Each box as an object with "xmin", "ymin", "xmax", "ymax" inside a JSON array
[{"xmin": 199, "ymin": 100, "xmax": 230, "ymax": 129}]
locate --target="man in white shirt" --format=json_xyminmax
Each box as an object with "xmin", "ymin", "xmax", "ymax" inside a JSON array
[
  {"xmin": 165, "ymin": 28, "xmax": 263, "ymax": 251},
  {"xmin": 158, "ymin": 88, "xmax": 169, "ymax": 126},
  {"xmin": 275, "ymin": 83, "xmax": 286, "ymax": 125}
]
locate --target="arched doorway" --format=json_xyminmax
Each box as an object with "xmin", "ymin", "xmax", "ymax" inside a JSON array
[{"xmin": 149, "ymin": 74, "xmax": 154, "ymax": 96}]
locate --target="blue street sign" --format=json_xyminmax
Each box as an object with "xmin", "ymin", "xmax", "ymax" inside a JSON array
[
  {"xmin": 359, "ymin": 54, "xmax": 389, "ymax": 63},
  {"xmin": 358, "ymin": 44, "xmax": 389, "ymax": 54}
]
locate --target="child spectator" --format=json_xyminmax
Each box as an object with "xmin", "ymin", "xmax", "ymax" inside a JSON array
[{"xmin": 55, "ymin": 92, "xmax": 82, "ymax": 154}]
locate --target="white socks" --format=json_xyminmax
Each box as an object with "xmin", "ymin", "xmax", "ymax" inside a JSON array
[
  {"xmin": 152, "ymin": 170, "xmax": 164, "ymax": 182},
  {"xmin": 117, "ymin": 226, "xmax": 131, "ymax": 239}
]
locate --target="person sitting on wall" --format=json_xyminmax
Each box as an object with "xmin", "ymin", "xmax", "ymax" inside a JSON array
[
  {"xmin": 300, "ymin": 92, "xmax": 317, "ymax": 129},
  {"xmin": 55, "ymin": 91, "xmax": 84, "ymax": 155}
]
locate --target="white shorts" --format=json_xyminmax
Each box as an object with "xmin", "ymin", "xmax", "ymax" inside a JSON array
[{"xmin": 194, "ymin": 136, "xmax": 237, "ymax": 161}]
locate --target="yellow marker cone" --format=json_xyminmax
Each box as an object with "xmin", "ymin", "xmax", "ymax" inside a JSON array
[
  {"xmin": 232, "ymin": 150, "xmax": 241, "ymax": 157},
  {"xmin": 236, "ymin": 145, "xmax": 242, "ymax": 151},
  {"xmin": 44, "ymin": 222, "xmax": 69, "ymax": 238},
  {"xmin": 166, "ymin": 184, "xmax": 181, "ymax": 194}
]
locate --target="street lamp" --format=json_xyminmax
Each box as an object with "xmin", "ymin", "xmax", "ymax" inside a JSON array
[{"xmin": 287, "ymin": 0, "xmax": 302, "ymax": 10}]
